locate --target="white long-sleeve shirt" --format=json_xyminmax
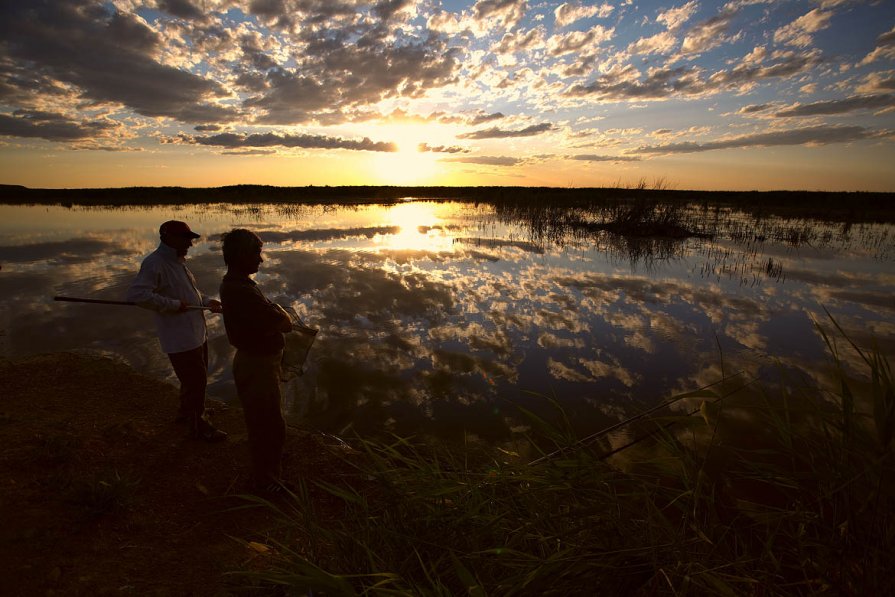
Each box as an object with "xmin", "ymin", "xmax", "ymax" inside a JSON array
[{"xmin": 126, "ymin": 243, "xmax": 211, "ymax": 354}]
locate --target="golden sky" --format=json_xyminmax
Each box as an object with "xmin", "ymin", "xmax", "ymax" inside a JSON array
[{"xmin": 1, "ymin": 0, "xmax": 894, "ymax": 191}]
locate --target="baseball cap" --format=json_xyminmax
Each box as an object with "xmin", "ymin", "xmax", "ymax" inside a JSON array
[{"xmin": 160, "ymin": 220, "xmax": 201, "ymax": 239}]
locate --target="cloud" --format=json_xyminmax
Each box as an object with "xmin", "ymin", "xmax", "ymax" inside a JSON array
[
  {"xmin": 856, "ymin": 71, "xmax": 895, "ymax": 94},
  {"xmin": 566, "ymin": 65, "xmax": 704, "ymax": 101},
  {"xmin": 443, "ymin": 156, "xmax": 524, "ymax": 166},
  {"xmin": 569, "ymin": 154, "xmax": 641, "ymax": 162},
  {"xmin": 0, "ymin": 1, "xmax": 238, "ymax": 123},
  {"xmin": 774, "ymin": 94, "xmax": 895, "ymax": 117},
  {"xmin": 157, "ymin": 0, "xmax": 204, "ymax": 20},
  {"xmin": 630, "ymin": 125, "xmax": 884, "ymax": 154},
  {"xmin": 554, "ymin": 2, "xmax": 613, "ymax": 28},
  {"xmin": 547, "ymin": 26, "xmax": 614, "ymax": 56},
  {"xmin": 0, "ymin": 238, "xmax": 128, "ymax": 264},
  {"xmin": 176, "ymin": 132, "xmax": 398, "ymax": 152},
  {"xmin": 418, "ymin": 143, "xmax": 469, "ymax": 153},
  {"xmin": 773, "ymin": 9, "xmax": 832, "ymax": 48},
  {"xmin": 627, "ymin": 31, "xmax": 678, "ymax": 56},
  {"xmin": 471, "ymin": 0, "xmax": 529, "ymax": 32},
  {"xmin": 493, "ymin": 26, "xmax": 546, "ymax": 54},
  {"xmin": 246, "ymin": 31, "xmax": 461, "ymax": 124},
  {"xmin": 429, "ymin": 0, "xmax": 528, "ymax": 37},
  {"xmin": 0, "ymin": 110, "xmax": 117, "ymax": 142},
  {"xmin": 457, "ymin": 123, "xmax": 556, "ymax": 139},
  {"xmin": 259, "ymin": 227, "xmax": 402, "ymax": 243},
  {"xmin": 860, "ymin": 26, "xmax": 895, "ymax": 65},
  {"xmin": 681, "ymin": 10, "xmax": 737, "ymax": 55},
  {"xmin": 657, "ymin": 1, "xmax": 699, "ymax": 31},
  {"xmin": 708, "ymin": 52, "xmax": 820, "ymax": 88},
  {"xmin": 738, "ymin": 103, "xmax": 775, "ymax": 114}
]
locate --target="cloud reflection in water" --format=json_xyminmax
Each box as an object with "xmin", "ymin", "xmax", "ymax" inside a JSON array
[{"xmin": 0, "ymin": 201, "xmax": 892, "ymax": 444}]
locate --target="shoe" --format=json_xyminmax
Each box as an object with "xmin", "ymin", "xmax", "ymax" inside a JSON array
[
  {"xmin": 190, "ymin": 420, "xmax": 228, "ymax": 443},
  {"xmin": 175, "ymin": 408, "xmax": 216, "ymax": 424}
]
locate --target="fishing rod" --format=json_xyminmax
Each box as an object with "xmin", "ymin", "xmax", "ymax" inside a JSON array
[
  {"xmin": 528, "ymin": 370, "xmax": 750, "ymax": 466},
  {"xmin": 53, "ymin": 296, "xmax": 211, "ymax": 310}
]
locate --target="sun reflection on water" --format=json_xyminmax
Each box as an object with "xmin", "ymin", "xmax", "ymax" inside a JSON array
[{"xmin": 372, "ymin": 201, "xmax": 461, "ymax": 253}]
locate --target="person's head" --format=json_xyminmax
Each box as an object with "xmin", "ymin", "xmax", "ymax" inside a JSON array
[
  {"xmin": 221, "ymin": 228, "xmax": 263, "ymax": 275},
  {"xmin": 160, "ymin": 220, "xmax": 200, "ymax": 257}
]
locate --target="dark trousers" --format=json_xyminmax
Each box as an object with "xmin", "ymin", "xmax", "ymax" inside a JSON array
[
  {"xmin": 233, "ymin": 349, "xmax": 285, "ymax": 485},
  {"xmin": 168, "ymin": 342, "xmax": 208, "ymax": 421}
]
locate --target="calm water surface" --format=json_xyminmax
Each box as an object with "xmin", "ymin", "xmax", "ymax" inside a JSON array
[{"xmin": 1, "ymin": 200, "xmax": 892, "ymax": 443}]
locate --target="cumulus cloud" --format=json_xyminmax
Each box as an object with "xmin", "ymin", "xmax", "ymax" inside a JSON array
[
  {"xmin": 157, "ymin": 0, "xmax": 204, "ymax": 20},
  {"xmin": 493, "ymin": 27, "xmax": 546, "ymax": 54},
  {"xmin": 443, "ymin": 155, "xmax": 524, "ymax": 166},
  {"xmin": 0, "ymin": 1, "xmax": 238, "ymax": 123},
  {"xmin": 738, "ymin": 103, "xmax": 775, "ymax": 114},
  {"xmin": 856, "ymin": 71, "xmax": 895, "ymax": 94},
  {"xmin": 554, "ymin": 2, "xmax": 613, "ymax": 28},
  {"xmin": 860, "ymin": 25, "xmax": 895, "ymax": 65},
  {"xmin": 547, "ymin": 26, "xmax": 614, "ymax": 56},
  {"xmin": 0, "ymin": 110, "xmax": 117, "ymax": 142},
  {"xmin": 246, "ymin": 34, "xmax": 461, "ymax": 124},
  {"xmin": 774, "ymin": 94, "xmax": 895, "ymax": 117},
  {"xmin": 429, "ymin": 0, "xmax": 528, "ymax": 37},
  {"xmin": 681, "ymin": 10, "xmax": 737, "ymax": 55},
  {"xmin": 566, "ymin": 65, "xmax": 704, "ymax": 101},
  {"xmin": 457, "ymin": 123, "xmax": 556, "ymax": 139},
  {"xmin": 569, "ymin": 154, "xmax": 641, "ymax": 162},
  {"xmin": 657, "ymin": 1, "xmax": 699, "ymax": 31},
  {"xmin": 418, "ymin": 143, "xmax": 469, "ymax": 153},
  {"xmin": 174, "ymin": 131, "xmax": 398, "ymax": 151},
  {"xmin": 708, "ymin": 52, "xmax": 820, "ymax": 88},
  {"xmin": 773, "ymin": 9, "xmax": 832, "ymax": 48},
  {"xmin": 628, "ymin": 31, "xmax": 678, "ymax": 56},
  {"xmin": 630, "ymin": 125, "xmax": 884, "ymax": 154}
]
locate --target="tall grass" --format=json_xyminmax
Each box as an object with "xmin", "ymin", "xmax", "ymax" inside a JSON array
[{"xmin": 234, "ymin": 318, "xmax": 895, "ymax": 595}]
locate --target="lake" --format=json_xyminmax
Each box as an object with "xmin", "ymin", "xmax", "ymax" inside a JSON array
[{"xmin": 1, "ymin": 198, "xmax": 893, "ymax": 444}]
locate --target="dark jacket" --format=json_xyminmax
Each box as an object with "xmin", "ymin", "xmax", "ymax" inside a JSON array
[{"xmin": 219, "ymin": 272, "xmax": 286, "ymax": 356}]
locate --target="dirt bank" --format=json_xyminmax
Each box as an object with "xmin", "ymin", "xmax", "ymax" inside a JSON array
[{"xmin": 0, "ymin": 352, "xmax": 355, "ymax": 596}]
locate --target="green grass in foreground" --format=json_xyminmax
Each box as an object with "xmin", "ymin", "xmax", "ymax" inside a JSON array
[{"xmin": 233, "ymin": 316, "xmax": 895, "ymax": 595}]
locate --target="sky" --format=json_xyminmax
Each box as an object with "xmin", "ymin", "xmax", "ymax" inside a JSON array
[{"xmin": 0, "ymin": 0, "xmax": 894, "ymax": 191}]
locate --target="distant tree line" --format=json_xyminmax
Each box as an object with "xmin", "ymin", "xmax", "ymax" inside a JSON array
[{"xmin": 1, "ymin": 184, "xmax": 892, "ymax": 222}]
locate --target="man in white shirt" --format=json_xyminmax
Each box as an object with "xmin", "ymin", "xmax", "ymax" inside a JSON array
[{"xmin": 127, "ymin": 220, "xmax": 227, "ymax": 442}]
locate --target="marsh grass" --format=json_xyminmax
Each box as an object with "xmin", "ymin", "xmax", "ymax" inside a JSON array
[{"xmin": 236, "ymin": 319, "xmax": 895, "ymax": 595}]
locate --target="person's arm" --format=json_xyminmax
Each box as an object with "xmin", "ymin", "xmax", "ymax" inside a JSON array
[
  {"xmin": 126, "ymin": 258, "xmax": 181, "ymax": 312},
  {"xmin": 230, "ymin": 286, "xmax": 292, "ymax": 333},
  {"xmin": 272, "ymin": 304, "xmax": 293, "ymax": 332}
]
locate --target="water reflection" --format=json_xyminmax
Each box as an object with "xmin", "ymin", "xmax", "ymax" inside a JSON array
[{"xmin": 0, "ymin": 201, "xmax": 892, "ymax": 444}]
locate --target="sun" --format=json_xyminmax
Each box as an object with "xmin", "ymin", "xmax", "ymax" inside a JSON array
[{"xmin": 367, "ymin": 123, "xmax": 445, "ymax": 184}]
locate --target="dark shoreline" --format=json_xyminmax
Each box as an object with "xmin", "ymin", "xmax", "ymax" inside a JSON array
[{"xmin": 2, "ymin": 183, "xmax": 894, "ymax": 221}]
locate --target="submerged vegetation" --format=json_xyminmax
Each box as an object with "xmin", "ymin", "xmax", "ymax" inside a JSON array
[{"xmin": 236, "ymin": 317, "xmax": 895, "ymax": 595}]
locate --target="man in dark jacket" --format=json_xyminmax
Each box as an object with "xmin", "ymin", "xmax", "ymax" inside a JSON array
[{"xmin": 219, "ymin": 229, "xmax": 292, "ymax": 493}]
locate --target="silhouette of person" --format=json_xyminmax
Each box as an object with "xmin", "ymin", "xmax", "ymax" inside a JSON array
[
  {"xmin": 219, "ymin": 228, "xmax": 292, "ymax": 492},
  {"xmin": 127, "ymin": 220, "xmax": 227, "ymax": 442}
]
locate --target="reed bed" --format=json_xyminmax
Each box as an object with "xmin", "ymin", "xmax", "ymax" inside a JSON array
[{"xmin": 234, "ymin": 317, "xmax": 894, "ymax": 596}]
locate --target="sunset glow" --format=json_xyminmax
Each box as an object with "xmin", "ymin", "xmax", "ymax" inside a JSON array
[{"xmin": 1, "ymin": 1, "xmax": 894, "ymax": 191}]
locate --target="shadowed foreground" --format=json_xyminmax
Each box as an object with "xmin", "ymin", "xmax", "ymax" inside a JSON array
[
  {"xmin": 0, "ymin": 353, "xmax": 356, "ymax": 596},
  {"xmin": 2, "ymin": 339, "xmax": 893, "ymax": 595}
]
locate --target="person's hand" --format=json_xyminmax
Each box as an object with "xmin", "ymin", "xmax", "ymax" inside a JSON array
[
  {"xmin": 178, "ymin": 300, "xmax": 190, "ymax": 312},
  {"xmin": 273, "ymin": 304, "xmax": 293, "ymax": 332},
  {"xmin": 208, "ymin": 299, "xmax": 223, "ymax": 314}
]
